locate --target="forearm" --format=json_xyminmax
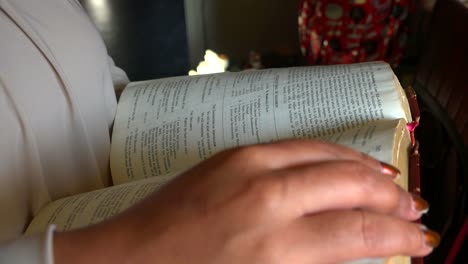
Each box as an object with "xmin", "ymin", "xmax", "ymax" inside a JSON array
[
  {"xmin": 53, "ymin": 217, "xmax": 138, "ymax": 264},
  {"xmin": 51, "ymin": 140, "xmax": 439, "ymax": 264}
]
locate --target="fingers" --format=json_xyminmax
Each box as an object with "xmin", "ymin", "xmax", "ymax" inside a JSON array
[
  {"xmin": 275, "ymin": 210, "xmax": 438, "ymax": 264},
  {"xmin": 241, "ymin": 160, "xmax": 425, "ymax": 221},
  {"xmin": 225, "ymin": 139, "xmax": 388, "ymax": 172}
]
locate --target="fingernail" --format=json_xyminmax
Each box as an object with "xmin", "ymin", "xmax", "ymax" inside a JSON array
[
  {"xmin": 420, "ymin": 226, "xmax": 441, "ymax": 248},
  {"xmin": 379, "ymin": 162, "xmax": 400, "ymax": 179},
  {"xmin": 411, "ymin": 194, "xmax": 429, "ymax": 215}
]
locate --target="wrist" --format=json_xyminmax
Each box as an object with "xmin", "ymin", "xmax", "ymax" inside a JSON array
[{"xmin": 53, "ymin": 219, "xmax": 137, "ymax": 264}]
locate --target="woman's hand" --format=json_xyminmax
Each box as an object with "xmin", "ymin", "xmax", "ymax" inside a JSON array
[{"xmin": 54, "ymin": 140, "xmax": 438, "ymax": 264}]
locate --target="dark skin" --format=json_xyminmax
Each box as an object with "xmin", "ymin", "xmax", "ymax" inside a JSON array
[{"xmin": 54, "ymin": 140, "xmax": 437, "ymax": 264}]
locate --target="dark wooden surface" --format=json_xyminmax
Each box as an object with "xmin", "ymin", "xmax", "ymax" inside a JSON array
[
  {"xmin": 416, "ymin": 0, "xmax": 468, "ymax": 141},
  {"xmin": 414, "ymin": 0, "xmax": 468, "ymax": 263}
]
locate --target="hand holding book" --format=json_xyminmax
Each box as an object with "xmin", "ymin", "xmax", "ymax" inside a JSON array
[
  {"xmin": 53, "ymin": 140, "xmax": 437, "ymax": 264},
  {"xmin": 26, "ymin": 62, "xmax": 438, "ymax": 263}
]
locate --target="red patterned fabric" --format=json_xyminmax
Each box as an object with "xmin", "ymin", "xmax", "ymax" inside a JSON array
[{"xmin": 298, "ymin": 0, "xmax": 413, "ymax": 66}]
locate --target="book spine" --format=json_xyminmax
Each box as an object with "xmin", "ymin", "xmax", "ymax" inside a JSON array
[{"xmin": 405, "ymin": 86, "xmax": 423, "ymax": 264}]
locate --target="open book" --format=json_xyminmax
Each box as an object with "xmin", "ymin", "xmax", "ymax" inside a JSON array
[{"xmin": 26, "ymin": 62, "xmax": 416, "ymax": 264}]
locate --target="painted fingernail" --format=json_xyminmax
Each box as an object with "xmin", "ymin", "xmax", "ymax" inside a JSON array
[
  {"xmin": 380, "ymin": 162, "xmax": 400, "ymax": 179},
  {"xmin": 411, "ymin": 194, "xmax": 429, "ymax": 215},
  {"xmin": 421, "ymin": 226, "xmax": 441, "ymax": 248}
]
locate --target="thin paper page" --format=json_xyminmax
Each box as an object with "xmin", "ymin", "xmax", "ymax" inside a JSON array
[
  {"xmin": 27, "ymin": 121, "xmax": 407, "ymax": 235},
  {"xmin": 322, "ymin": 119, "xmax": 404, "ymax": 165},
  {"xmin": 25, "ymin": 176, "xmax": 172, "ymax": 234},
  {"xmin": 111, "ymin": 62, "xmax": 409, "ymax": 184}
]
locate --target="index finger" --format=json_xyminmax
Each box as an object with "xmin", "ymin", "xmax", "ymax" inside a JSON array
[{"xmin": 242, "ymin": 139, "xmax": 400, "ymax": 178}]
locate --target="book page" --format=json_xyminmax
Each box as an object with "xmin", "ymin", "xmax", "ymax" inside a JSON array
[
  {"xmin": 25, "ymin": 176, "xmax": 173, "ymax": 234},
  {"xmin": 27, "ymin": 120, "xmax": 410, "ymax": 236},
  {"xmin": 28, "ymin": 120, "xmax": 411, "ymax": 264},
  {"xmin": 111, "ymin": 62, "xmax": 411, "ymax": 184},
  {"xmin": 322, "ymin": 118, "xmax": 410, "ymax": 188},
  {"xmin": 323, "ymin": 119, "xmax": 405, "ymax": 166}
]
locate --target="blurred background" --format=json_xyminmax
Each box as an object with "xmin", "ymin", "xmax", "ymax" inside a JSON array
[
  {"xmin": 80, "ymin": 0, "xmax": 302, "ymax": 80},
  {"xmin": 80, "ymin": 0, "xmax": 439, "ymax": 83},
  {"xmin": 80, "ymin": 0, "xmax": 467, "ymax": 263},
  {"xmin": 80, "ymin": 0, "xmax": 189, "ymax": 80}
]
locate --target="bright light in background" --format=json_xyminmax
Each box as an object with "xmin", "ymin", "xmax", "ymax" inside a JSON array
[
  {"xmin": 89, "ymin": 0, "xmax": 110, "ymax": 26},
  {"xmin": 189, "ymin": 50, "xmax": 229, "ymax": 76},
  {"xmin": 90, "ymin": 0, "xmax": 106, "ymax": 8}
]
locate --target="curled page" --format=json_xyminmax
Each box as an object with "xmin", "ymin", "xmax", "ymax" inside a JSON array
[{"xmin": 111, "ymin": 62, "xmax": 411, "ymax": 184}]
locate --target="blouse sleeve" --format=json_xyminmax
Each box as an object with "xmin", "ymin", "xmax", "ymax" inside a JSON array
[{"xmin": 0, "ymin": 225, "xmax": 56, "ymax": 264}]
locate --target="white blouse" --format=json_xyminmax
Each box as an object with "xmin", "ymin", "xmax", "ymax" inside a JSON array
[{"xmin": 0, "ymin": 0, "xmax": 128, "ymax": 262}]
